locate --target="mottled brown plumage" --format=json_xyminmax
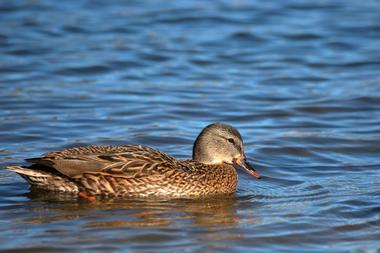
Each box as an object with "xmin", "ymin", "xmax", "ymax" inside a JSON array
[{"xmin": 7, "ymin": 123, "xmax": 261, "ymax": 199}]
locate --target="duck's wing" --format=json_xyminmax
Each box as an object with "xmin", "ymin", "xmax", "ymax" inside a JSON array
[{"xmin": 26, "ymin": 145, "xmax": 178, "ymax": 178}]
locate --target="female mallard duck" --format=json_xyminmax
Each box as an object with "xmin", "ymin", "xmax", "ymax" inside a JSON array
[{"xmin": 7, "ymin": 123, "xmax": 261, "ymax": 199}]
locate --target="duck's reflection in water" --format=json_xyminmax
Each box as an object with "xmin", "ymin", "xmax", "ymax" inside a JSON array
[
  {"xmin": 25, "ymin": 189, "xmax": 257, "ymax": 226},
  {"xmin": 20, "ymin": 189, "xmax": 260, "ymax": 251}
]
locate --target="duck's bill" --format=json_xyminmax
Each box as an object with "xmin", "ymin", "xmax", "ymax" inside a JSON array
[{"xmin": 233, "ymin": 158, "xmax": 261, "ymax": 179}]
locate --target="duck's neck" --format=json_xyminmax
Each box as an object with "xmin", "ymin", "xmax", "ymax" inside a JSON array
[{"xmin": 192, "ymin": 147, "xmax": 219, "ymax": 165}]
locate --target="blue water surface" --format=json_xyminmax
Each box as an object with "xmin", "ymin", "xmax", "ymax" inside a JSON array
[{"xmin": 0, "ymin": 0, "xmax": 380, "ymax": 252}]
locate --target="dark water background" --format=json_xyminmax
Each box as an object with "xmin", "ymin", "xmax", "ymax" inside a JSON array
[{"xmin": 1, "ymin": 0, "xmax": 380, "ymax": 252}]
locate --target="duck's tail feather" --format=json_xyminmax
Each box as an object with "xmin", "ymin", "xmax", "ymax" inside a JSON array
[
  {"xmin": 6, "ymin": 166, "xmax": 79, "ymax": 193},
  {"xmin": 25, "ymin": 157, "xmax": 54, "ymax": 166}
]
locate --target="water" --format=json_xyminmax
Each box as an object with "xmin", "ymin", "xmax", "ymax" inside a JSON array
[{"xmin": 1, "ymin": 0, "xmax": 380, "ymax": 252}]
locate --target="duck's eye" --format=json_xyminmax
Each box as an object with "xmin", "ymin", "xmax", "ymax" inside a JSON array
[{"xmin": 227, "ymin": 138, "xmax": 235, "ymax": 144}]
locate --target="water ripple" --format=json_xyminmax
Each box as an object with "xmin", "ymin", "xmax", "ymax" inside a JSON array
[{"xmin": 0, "ymin": 0, "xmax": 379, "ymax": 252}]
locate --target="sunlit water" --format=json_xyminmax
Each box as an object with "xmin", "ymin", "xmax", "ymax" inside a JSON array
[{"xmin": 1, "ymin": 0, "xmax": 380, "ymax": 252}]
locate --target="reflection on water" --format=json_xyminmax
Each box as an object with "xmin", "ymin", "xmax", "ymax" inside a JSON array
[
  {"xmin": 24, "ymin": 190, "xmax": 246, "ymax": 230},
  {"xmin": 15, "ymin": 190, "xmax": 254, "ymax": 252},
  {"xmin": 1, "ymin": 0, "xmax": 380, "ymax": 252}
]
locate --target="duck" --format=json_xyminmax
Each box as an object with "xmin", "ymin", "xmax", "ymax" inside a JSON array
[{"xmin": 7, "ymin": 123, "xmax": 261, "ymax": 199}]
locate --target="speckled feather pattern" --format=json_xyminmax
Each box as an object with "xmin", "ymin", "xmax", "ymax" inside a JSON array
[{"xmin": 8, "ymin": 145, "xmax": 238, "ymax": 198}]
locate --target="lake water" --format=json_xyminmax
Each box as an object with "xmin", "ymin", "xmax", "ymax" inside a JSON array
[{"xmin": 1, "ymin": 0, "xmax": 380, "ymax": 252}]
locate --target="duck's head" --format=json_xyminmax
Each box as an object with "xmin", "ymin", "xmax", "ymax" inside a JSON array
[{"xmin": 192, "ymin": 123, "xmax": 261, "ymax": 179}]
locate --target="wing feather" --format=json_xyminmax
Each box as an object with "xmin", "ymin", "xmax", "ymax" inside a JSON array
[{"xmin": 26, "ymin": 145, "xmax": 178, "ymax": 178}]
